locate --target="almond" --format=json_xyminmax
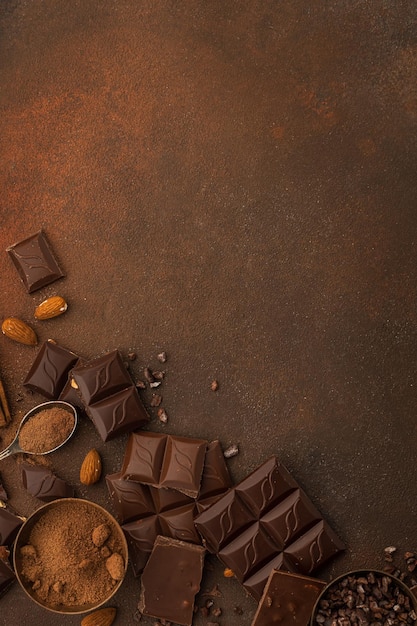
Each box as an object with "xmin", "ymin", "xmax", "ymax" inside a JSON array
[
  {"xmin": 34, "ymin": 295, "xmax": 68, "ymax": 320},
  {"xmin": 80, "ymin": 607, "xmax": 117, "ymax": 626},
  {"xmin": 1, "ymin": 317, "xmax": 37, "ymax": 345},
  {"xmin": 79, "ymin": 448, "xmax": 102, "ymax": 485}
]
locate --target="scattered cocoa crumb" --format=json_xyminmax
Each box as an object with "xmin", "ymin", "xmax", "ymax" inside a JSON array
[
  {"xmin": 157, "ymin": 408, "xmax": 168, "ymax": 424},
  {"xmin": 223, "ymin": 444, "xmax": 239, "ymax": 458},
  {"xmin": 212, "ymin": 607, "xmax": 222, "ymax": 617},
  {"xmin": 127, "ymin": 352, "xmax": 137, "ymax": 361},
  {"xmin": 157, "ymin": 352, "xmax": 167, "ymax": 363},
  {"xmin": 150, "ymin": 381, "xmax": 161, "ymax": 388},
  {"xmin": 136, "ymin": 380, "xmax": 146, "ymax": 390},
  {"xmin": 210, "ymin": 380, "xmax": 219, "ymax": 391},
  {"xmin": 152, "ymin": 370, "xmax": 164, "ymax": 381},
  {"xmin": 150, "ymin": 394, "xmax": 162, "ymax": 407},
  {"xmin": 202, "ymin": 584, "xmax": 223, "ymax": 598},
  {"xmin": 144, "ymin": 367, "xmax": 155, "ymax": 383}
]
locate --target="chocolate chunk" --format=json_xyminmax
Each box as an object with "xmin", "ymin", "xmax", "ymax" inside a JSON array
[
  {"xmin": 121, "ymin": 432, "xmax": 207, "ymax": 498},
  {"xmin": 0, "ymin": 507, "xmax": 23, "ymax": 546},
  {"xmin": 24, "ymin": 340, "xmax": 79, "ymax": 400},
  {"xmin": 108, "ymin": 441, "xmax": 232, "ymax": 576},
  {"xmin": 7, "ymin": 230, "xmax": 65, "ymax": 293},
  {"xmin": 21, "ymin": 463, "xmax": 74, "ymax": 502},
  {"xmin": 138, "ymin": 535, "xmax": 205, "ymax": 626},
  {"xmin": 71, "ymin": 350, "xmax": 150, "ymax": 441},
  {"xmin": 0, "ymin": 558, "xmax": 15, "ymax": 597},
  {"xmin": 251, "ymin": 570, "xmax": 325, "ymax": 626},
  {"xmin": 194, "ymin": 456, "xmax": 345, "ymax": 601}
]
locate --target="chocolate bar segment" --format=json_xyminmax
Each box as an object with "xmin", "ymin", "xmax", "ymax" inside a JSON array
[
  {"xmin": 138, "ymin": 535, "xmax": 205, "ymax": 626},
  {"xmin": 71, "ymin": 350, "xmax": 132, "ymax": 405},
  {"xmin": 121, "ymin": 432, "xmax": 207, "ymax": 498},
  {"xmin": 0, "ymin": 507, "xmax": 23, "ymax": 546},
  {"xmin": 24, "ymin": 340, "xmax": 79, "ymax": 400},
  {"xmin": 195, "ymin": 456, "xmax": 344, "ymax": 601},
  {"xmin": 7, "ymin": 230, "xmax": 64, "ymax": 293},
  {"xmin": 21, "ymin": 463, "xmax": 74, "ymax": 502},
  {"xmin": 251, "ymin": 570, "xmax": 326, "ymax": 626},
  {"xmin": 0, "ymin": 558, "xmax": 15, "ymax": 597},
  {"xmin": 71, "ymin": 350, "xmax": 150, "ymax": 441},
  {"xmin": 108, "ymin": 441, "xmax": 232, "ymax": 575}
]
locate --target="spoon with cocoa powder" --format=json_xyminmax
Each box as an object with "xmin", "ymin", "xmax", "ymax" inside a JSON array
[{"xmin": 0, "ymin": 401, "xmax": 77, "ymax": 459}]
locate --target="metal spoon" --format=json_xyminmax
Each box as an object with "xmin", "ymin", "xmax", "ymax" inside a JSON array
[{"xmin": 0, "ymin": 400, "xmax": 78, "ymax": 460}]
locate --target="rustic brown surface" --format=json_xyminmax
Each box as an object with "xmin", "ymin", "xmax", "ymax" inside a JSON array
[{"xmin": 1, "ymin": 1, "xmax": 417, "ymax": 624}]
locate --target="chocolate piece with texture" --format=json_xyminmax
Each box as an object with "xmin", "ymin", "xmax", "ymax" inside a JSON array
[
  {"xmin": 7, "ymin": 230, "xmax": 64, "ymax": 293},
  {"xmin": 0, "ymin": 558, "xmax": 15, "ymax": 597},
  {"xmin": 0, "ymin": 507, "xmax": 23, "ymax": 546},
  {"xmin": 24, "ymin": 340, "xmax": 79, "ymax": 400},
  {"xmin": 21, "ymin": 463, "xmax": 74, "ymax": 502},
  {"xmin": 251, "ymin": 570, "xmax": 326, "ymax": 626},
  {"xmin": 71, "ymin": 350, "xmax": 150, "ymax": 441},
  {"xmin": 121, "ymin": 431, "xmax": 207, "ymax": 497},
  {"xmin": 195, "ymin": 456, "xmax": 345, "ymax": 601},
  {"xmin": 138, "ymin": 535, "xmax": 205, "ymax": 626},
  {"xmin": 108, "ymin": 441, "xmax": 231, "ymax": 575}
]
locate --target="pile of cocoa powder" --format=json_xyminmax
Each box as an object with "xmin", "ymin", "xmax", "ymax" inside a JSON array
[
  {"xmin": 18, "ymin": 501, "xmax": 125, "ymax": 608},
  {"xmin": 19, "ymin": 407, "xmax": 75, "ymax": 453}
]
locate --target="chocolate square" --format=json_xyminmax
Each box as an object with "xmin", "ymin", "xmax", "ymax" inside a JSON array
[
  {"xmin": 138, "ymin": 535, "xmax": 205, "ymax": 626},
  {"xmin": 87, "ymin": 386, "xmax": 149, "ymax": 441},
  {"xmin": 24, "ymin": 340, "xmax": 79, "ymax": 400},
  {"xmin": 71, "ymin": 350, "xmax": 132, "ymax": 405},
  {"xmin": 7, "ymin": 230, "xmax": 64, "ymax": 293},
  {"xmin": 251, "ymin": 570, "xmax": 326, "ymax": 626}
]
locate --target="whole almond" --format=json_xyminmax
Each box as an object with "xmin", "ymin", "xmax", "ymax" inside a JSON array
[
  {"xmin": 1, "ymin": 317, "xmax": 37, "ymax": 345},
  {"xmin": 80, "ymin": 607, "xmax": 117, "ymax": 626},
  {"xmin": 34, "ymin": 295, "xmax": 68, "ymax": 320},
  {"xmin": 79, "ymin": 448, "xmax": 102, "ymax": 485}
]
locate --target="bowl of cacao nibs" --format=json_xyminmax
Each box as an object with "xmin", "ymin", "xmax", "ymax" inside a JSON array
[
  {"xmin": 310, "ymin": 569, "xmax": 417, "ymax": 626},
  {"xmin": 13, "ymin": 498, "xmax": 128, "ymax": 614}
]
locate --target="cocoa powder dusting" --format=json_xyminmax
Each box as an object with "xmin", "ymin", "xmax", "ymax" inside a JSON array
[
  {"xmin": 19, "ymin": 408, "xmax": 75, "ymax": 453},
  {"xmin": 19, "ymin": 501, "xmax": 125, "ymax": 608}
]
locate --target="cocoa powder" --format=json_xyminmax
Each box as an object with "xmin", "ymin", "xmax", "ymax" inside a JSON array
[
  {"xmin": 19, "ymin": 407, "xmax": 75, "ymax": 453},
  {"xmin": 19, "ymin": 501, "xmax": 125, "ymax": 608}
]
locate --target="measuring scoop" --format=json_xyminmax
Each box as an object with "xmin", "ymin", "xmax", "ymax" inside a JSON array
[{"xmin": 0, "ymin": 401, "xmax": 78, "ymax": 460}]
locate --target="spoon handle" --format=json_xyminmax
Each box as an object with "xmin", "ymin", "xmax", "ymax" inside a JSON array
[{"xmin": 0, "ymin": 440, "xmax": 21, "ymax": 460}]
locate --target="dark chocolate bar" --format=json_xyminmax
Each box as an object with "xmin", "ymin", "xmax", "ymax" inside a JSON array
[
  {"xmin": 194, "ymin": 456, "xmax": 345, "ymax": 601},
  {"xmin": 0, "ymin": 507, "xmax": 23, "ymax": 546},
  {"xmin": 21, "ymin": 463, "xmax": 74, "ymax": 502},
  {"xmin": 120, "ymin": 431, "xmax": 207, "ymax": 497},
  {"xmin": 107, "ymin": 440, "xmax": 231, "ymax": 575},
  {"xmin": 24, "ymin": 340, "xmax": 79, "ymax": 400},
  {"xmin": 71, "ymin": 350, "xmax": 150, "ymax": 441},
  {"xmin": 0, "ymin": 558, "xmax": 15, "ymax": 597},
  {"xmin": 251, "ymin": 570, "xmax": 326, "ymax": 626},
  {"xmin": 138, "ymin": 535, "xmax": 205, "ymax": 626},
  {"xmin": 7, "ymin": 230, "xmax": 64, "ymax": 293}
]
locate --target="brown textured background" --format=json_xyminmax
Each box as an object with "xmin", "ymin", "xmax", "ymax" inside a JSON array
[{"xmin": 1, "ymin": 1, "xmax": 417, "ymax": 624}]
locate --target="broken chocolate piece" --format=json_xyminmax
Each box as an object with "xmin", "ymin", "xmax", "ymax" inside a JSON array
[
  {"xmin": 21, "ymin": 463, "xmax": 74, "ymax": 502},
  {"xmin": 71, "ymin": 350, "xmax": 150, "ymax": 441},
  {"xmin": 251, "ymin": 570, "xmax": 325, "ymax": 626},
  {"xmin": 0, "ymin": 507, "xmax": 23, "ymax": 546},
  {"xmin": 195, "ymin": 456, "xmax": 345, "ymax": 601},
  {"xmin": 24, "ymin": 340, "xmax": 79, "ymax": 400},
  {"xmin": 138, "ymin": 535, "xmax": 205, "ymax": 626},
  {"xmin": 7, "ymin": 230, "xmax": 65, "ymax": 293}
]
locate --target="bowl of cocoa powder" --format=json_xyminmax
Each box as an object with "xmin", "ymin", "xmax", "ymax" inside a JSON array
[
  {"xmin": 310, "ymin": 569, "xmax": 417, "ymax": 626},
  {"xmin": 13, "ymin": 498, "xmax": 128, "ymax": 614}
]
